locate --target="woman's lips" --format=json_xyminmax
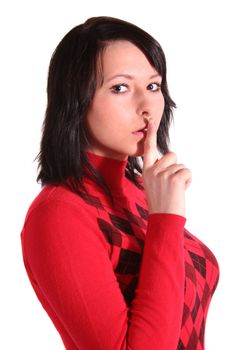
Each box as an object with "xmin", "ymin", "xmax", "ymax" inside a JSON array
[{"xmin": 132, "ymin": 128, "xmax": 148, "ymax": 137}]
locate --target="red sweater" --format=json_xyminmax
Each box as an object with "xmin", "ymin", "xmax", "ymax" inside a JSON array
[{"xmin": 21, "ymin": 152, "xmax": 219, "ymax": 350}]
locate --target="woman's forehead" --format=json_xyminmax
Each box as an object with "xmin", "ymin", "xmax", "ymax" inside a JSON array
[{"xmin": 99, "ymin": 40, "xmax": 160, "ymax": 80}]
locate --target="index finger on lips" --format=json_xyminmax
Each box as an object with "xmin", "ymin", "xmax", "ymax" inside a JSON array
[{"xmin": 143, "ymin": 120, "xmax": 158, "ymax": 170}]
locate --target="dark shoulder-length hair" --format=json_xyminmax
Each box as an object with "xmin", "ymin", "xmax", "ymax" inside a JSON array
[{"xmin": 36, "ymin": 16, "xmax": 176, "ymax": 201}]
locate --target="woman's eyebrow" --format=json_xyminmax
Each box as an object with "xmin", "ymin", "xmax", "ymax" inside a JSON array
[{"xmin": 105, "ymin": 73, "xmax": 160, "ymax": 83}]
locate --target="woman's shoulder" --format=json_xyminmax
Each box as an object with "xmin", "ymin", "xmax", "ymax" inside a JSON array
[{"xmin": 24, "ymin": 183, "xmax": 86, "ymax": 225}]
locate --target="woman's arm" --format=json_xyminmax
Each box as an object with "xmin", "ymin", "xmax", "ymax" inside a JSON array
[{"xmin": 21, "ymin": 199, "xmax": 185, "ymax": 350}]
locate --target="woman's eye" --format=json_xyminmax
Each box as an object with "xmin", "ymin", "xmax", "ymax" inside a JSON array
[
  {"xmin": 111, "ymin": 84, "xmax": 128, "ymax": 93},
  {"xmin": 147, "ymin": 82, "xmax": 161, "ymax": 92}
]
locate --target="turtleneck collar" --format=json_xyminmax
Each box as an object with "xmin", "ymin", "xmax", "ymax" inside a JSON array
[{"xmin": 86, "ymin": 151, "xmax": 128, "ymax": 191}]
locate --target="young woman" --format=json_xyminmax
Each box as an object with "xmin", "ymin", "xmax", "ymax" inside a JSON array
[{"xmin": 21, "ymin": 16, "xmax": 219, "ymax": 350}]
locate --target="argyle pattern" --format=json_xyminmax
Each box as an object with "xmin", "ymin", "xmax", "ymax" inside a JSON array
[
  {"xmin": 83, "ymin": 192, "xmax": 219, "ymax": 349},
  {"xmin": 177, "ymin": 231, "xmax": 219, "ymax": 349}
]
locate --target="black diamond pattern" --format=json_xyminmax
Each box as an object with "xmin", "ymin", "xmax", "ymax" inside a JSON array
[
  {"xmin": 115, "ymin": 249, "xmax": 141, "ymax": 274},
  {"xmin": 82, "ymin": 193, "xmax": 104, "ymax": 209},
  {"xmin": 123, "ymin": 208, "xmax": 146, "ymax": 229},
  {"xmin": 185, "ymin": 261, "xmax": 197, "ymax": 285},
  {"xmin": 191, "ymin": 294, "xmax": 201, "ymax": 322},
  {"xmin": 187, "ymin": 329, "xmax": 198, "ymax": 349},
  {"xmin": 184, "ymin": 230, "xmax": 195, "ymax": 241},
  {"xmin": 109, "ymin": 213, "xmax": 135, "ymax": 235},
  {"xmin": 201, "ymin": 284, "xmax": 210, "ymax": 310},
  {"xmin": 181, "ymin": 303, "xmax": 190, "ymax": 327},
  {"xmin": 189, "ymin": 251, "xmax": 206, "ymax": 278},
  {"xmin": 199, "ymin": 319, "xmax": 205, "ymax": 346},
  {"xmin": 177, "ymin": 339, "xmax": 185, "ymax": 350},
  {"xmin": 97, "ymin": 218, "xmax": 122, "ymax": 246},
  {"xmin": 135, "ymin": 203, "xmax": 149, "ymax": 220}
]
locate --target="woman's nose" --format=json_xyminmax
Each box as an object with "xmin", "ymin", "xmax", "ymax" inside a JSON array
[
  {"xmin": 135, "ymin": 91, "xmax": 152, "ymax": 118},
  {"xmin": 137, "ymin": 104, "xmax": 153, "ymax": 124},
  {"xmin": 141, "ymin": 111, "xmax": 152, "ymax": 124}
]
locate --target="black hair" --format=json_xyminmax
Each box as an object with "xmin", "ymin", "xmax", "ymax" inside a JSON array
[{"xmin": 36, "ymin": 16, "xmax": 176, "ymax": 201}]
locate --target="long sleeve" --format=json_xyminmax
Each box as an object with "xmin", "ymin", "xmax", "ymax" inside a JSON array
[
  {"xmin": 128, "ymin": 214, "xmax": 185, "ymax": 349},
  {"xmin": 21, "ymin": 198, "xmax": 185, "ymax": 350}
]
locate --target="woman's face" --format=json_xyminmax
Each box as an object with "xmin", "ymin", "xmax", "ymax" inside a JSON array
[{"xmin": 85, "ymin": 40, "xmax": 165, "ymax": 160}]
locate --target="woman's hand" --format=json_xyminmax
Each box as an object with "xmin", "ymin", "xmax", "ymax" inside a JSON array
[{"xmin": 142, "ymin": 121, "xmax": 192, "ymax": 217}]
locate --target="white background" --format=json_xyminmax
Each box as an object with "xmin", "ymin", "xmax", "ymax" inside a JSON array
[{"xmin": 0, "ymin": 0, "xmax": 232, "ymax": 349}]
